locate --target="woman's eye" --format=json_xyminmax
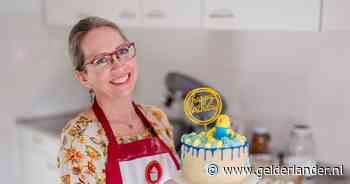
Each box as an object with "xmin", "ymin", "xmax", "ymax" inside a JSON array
[
  {"xmin": 94, "ymin": 58, "xmax": 106, "ymax": 65},
  {"xmin": 117, "ymin": 48, "xmax": 129, "ymax": 55}
]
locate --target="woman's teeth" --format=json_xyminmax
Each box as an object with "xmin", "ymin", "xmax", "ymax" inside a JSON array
[{"xmin": 111, "ymin": 74, "xmax": 129, "ymax": 84}]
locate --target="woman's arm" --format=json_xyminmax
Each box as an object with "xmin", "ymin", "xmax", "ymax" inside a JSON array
[{"xmin": 57, "ymin": 117, "xmax": 106, "ymax": 184}]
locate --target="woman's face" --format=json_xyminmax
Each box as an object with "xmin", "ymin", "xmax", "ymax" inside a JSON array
[{"xmin": 77, "ymin": 26, "xmax": 138, "ymax": 99}]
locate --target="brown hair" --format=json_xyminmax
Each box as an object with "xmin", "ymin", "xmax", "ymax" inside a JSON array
[{"xmin": 68, "ymin": 16, "xmax": 128, "ymax": 71}]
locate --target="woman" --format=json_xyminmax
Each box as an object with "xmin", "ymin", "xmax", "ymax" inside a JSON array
[{"xmin": 57, "ymin": 16, "xmax": 180, "ymax": 184}]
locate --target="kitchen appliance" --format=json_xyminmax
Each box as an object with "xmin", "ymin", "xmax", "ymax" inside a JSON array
[{"xmin": 163, "ymin": 72, "xmax": 227, "ymax": 155}]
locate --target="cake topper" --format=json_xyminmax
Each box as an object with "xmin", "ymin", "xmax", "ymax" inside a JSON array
[
  {"xmin": 183, "ymin": 87, "xmax": 223, "ymax": 126},
  {"xmin": 183, "ymin": 87, "xmax": 241, "ymax": 146}
]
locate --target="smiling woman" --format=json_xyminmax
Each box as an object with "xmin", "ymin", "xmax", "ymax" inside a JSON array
[{"xmin": 57, "ymin": 16, "xmax": 180, "ymax": 184}]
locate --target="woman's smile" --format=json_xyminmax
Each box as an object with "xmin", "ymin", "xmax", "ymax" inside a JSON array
[{"xmin": 110, "ymin": 72, "xmax": 131, "ymax": 85}]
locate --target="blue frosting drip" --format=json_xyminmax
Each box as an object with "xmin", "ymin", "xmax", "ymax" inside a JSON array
[
  {"xmin": 181, "ymin": 141, "xmax": 249, "ymax": 161},
  {"xmin": 211, "ymin": 149, "xmax": 215, "ymax": 157},
  {"xmin": 231, "ymin": 147, "xmax": 234, "ymax": 160},
  {"xmin": 221, "ymin": 149, "xmax": 224, "ymax": 160},
  {"xmin": 245, "ymin": 157, "xmax": 251, "ymax": 167}
]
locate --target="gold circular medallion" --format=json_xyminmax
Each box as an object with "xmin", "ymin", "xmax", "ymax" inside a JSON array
[{"xmin": 183, "ymin": 87, "xmax": 222, "ymax": 126}]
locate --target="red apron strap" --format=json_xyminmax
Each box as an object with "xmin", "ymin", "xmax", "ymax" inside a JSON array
[
  {"xmin": 93, "ymin": 99, "xmax": 124, "ymax": 184},
  {"xmin": 92, "ymin": 99, "xmax": 118, "ymax": 145},
  {"xmin": 132, "ymin": 103, "xmax": 181, "ymax": 170}
]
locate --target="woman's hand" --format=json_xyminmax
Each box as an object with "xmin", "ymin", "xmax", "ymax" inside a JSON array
[{"xmin": 164, "ymin": 179, "xmax": 178, "ymax": 184}]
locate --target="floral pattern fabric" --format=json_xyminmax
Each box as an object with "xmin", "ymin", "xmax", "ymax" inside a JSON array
[{"xmin": 57, "ymin": 104, "xmax": 177, "ymax": 184}]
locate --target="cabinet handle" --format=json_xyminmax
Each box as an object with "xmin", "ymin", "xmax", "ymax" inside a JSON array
[
  {"xmin": 119, "ymin": 10, "xmax": 136, "ymax": 19},
  {"xmin": 145, "ymin": 10, "xmax": 166, "ymax": 19},
  {"xmin": 209, "ymin": 9, "xmax": 235, "ymax": 19}
]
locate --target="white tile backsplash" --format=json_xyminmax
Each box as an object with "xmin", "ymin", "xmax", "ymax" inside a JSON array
[{"xmin": 307, "ymin": 31, "xmax": 350, "ymax": 166}]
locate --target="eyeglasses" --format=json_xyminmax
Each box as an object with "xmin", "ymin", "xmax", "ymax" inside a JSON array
[{"xmin": 81, "ymin": 42, "xmax": 136, "ymax": 71}]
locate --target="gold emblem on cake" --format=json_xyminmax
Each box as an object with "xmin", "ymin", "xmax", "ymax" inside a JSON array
[{"xmin": 183, "ymin": 87, "xmax": 222, "ymax": 126}]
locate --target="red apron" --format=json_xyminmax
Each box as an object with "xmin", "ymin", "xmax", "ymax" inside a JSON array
[{"xmin": 92, "ymin": 100, "xmax": 180, "ymax": 184}]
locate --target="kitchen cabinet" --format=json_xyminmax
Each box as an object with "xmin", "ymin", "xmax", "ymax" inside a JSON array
[
  {"xmin": 89, "ymin": 0, "xmax": 142, "ymax": 27},
  {"xmin": 202, "ymin": 0, "xmax": 321, "ymax": 31},
  {"xmin": 45, "ymin": 0, "xmax": 320, "ymax": 31},
  {"xmin": 45, "ymin": 0, "xmax": 90, "ymax": 27},
  {"xmin": 142, "ymin": 0, "xmax": 201, "ymax": 28},
  {"xmin": 21, "ymin": 150, "xmax": 58, "ymax": 184},
  {"xmin": 16, "ymin": 113, "xmax": 76, "ymax": 184},
  {"xmin": 46, "ymin": 0, "xmax": 142, "ymax": 27},
  {"xmin": 322, "ymin": 0, "xmax": 350, "ymax": 31},
  {"xmin": 17, "ymin": 124, "xmax": 60, "ymax": 184},
  {"xmin": 45, "ymin": 0, "xmax": 201, "ymax": 28}
]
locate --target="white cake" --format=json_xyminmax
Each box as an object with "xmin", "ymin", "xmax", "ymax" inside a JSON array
[{"xmin": 180, "ymin": 115, "xmax": 251, "ymax": 184}]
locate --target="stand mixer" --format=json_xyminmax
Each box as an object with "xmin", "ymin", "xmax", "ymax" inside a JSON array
[{"xmin": 163, "ymin": 72, "xmax": 227, "ymax": 155}]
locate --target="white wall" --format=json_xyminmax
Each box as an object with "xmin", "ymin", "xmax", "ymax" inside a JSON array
[
  {"xmin": 128, "ymin": 29, "xmax": 350, "ymax": 166},
  {"xmin": 1, "ymin": 5, "xmax": 350, "ymax": 184},
  {"xmin": 1, "ymin": 15, "xmax": 90, "ymax": 183}
]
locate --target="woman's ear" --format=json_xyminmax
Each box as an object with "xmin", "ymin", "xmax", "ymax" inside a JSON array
[{"xmin": 74, "ymin": 71, "xmax": 92, "ymax": 89}]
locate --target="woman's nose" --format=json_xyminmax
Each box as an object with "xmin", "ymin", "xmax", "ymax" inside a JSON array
[
  {"xmin": 111, "ymin": 54, "xmax": 121, "ymax": 64},
  {"xmin": 110, "ymin": 54, "xmax": 126, "ymax": 71}
]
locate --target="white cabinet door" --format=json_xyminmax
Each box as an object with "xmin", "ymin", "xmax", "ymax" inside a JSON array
[
  {"xmin": 21, "ymin": 150, "xmax": 59, "ymax": 184},
  {"xmin": 45, "ymin": 0, "xmax": 90, "ymax": 26},
  {"xmin": 17, "ymin": 125, "xmax": 59, "ymax": 184},
  {"xmin": 46, "ymin": 0, "xmax": 141, "ymax": 27},
  {"xmin": 142, "ymin": 0, "xmax": 201, "ymax": 28},
  {"xmin": 322, "ymin": 0, "xmax": 350, "ymax": 31},
  {"xmin": 203, "ymin": 0, "xmax": 320, "ymax": 31},
  {"xmin": 89, "ymin": 0, "xmax": 142, "ymax": 27}
]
